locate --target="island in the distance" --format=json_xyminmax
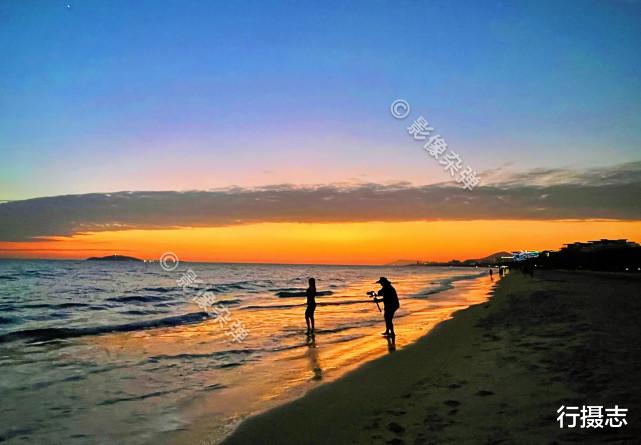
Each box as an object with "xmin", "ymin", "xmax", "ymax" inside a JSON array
[{"xmin": 86, "ymin": 254, "xmax": 143, "ymax": 262}]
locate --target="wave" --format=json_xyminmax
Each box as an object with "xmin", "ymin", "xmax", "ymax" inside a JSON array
[
  {"xmin": 205, "ymin": 280, "xmax": 263, "ymax": 293},
  {"xmin": 56, "ymin": 302, "xmax": 88, "ymax": 309},
  {"xmin": 98, "ymin": 387, "xmax": 192, "ymax": 406},
  {"xmin": 17, "ymin": 270, "xmax": 58, "ymax": 279},
  {"xmin": 242, "ymin": 298, "xmax": 371, "ymax": 311},
  {"xmin": 222, "ymin": 283, "xmax": 256, "ymax": 290},
  {"xmin": 269, "ymin": 287, "xmax": 299, "ymax": 292},
  {"xmin": 210, "ymin": 298, "xmax": 242, "ymax": 306},
  {"xmin": 105, "ymin": 295, "xmax": 172, "ymax": 304},
  {"xmin": 149, "ymin": 349, "xmax": 257, "ymax": 370},
  {"xmin": 150, "ymin": 348, "xmax": 259, "ymax": 362},
  {"xmin": 141, "ymin": 286, "xmax": 175, "ymax": 293},
  {"xmin": 412, "ymin": 272, "xmax": 485, "ymax": 298},
  {"xmin": 0, "ymin": 312, "xmax": 213, "ymax": 344},
  {"xmin": 0, "ymin": 316, "xmax": 17, "ymax": 325},
  {"xmin": 276, "ymin": 290, "xmax": 333, "ymax": 298},
  {"xmin": 21, "ymin": 302, "xmax": 89, "ymax": 310},
  {"xmin": 122, "ymin": 309, "xmax": 168, "ymax": 316}
]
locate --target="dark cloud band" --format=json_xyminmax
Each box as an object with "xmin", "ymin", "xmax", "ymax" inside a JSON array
[{"xmin": 1, "ymin": 162, "xmax": 640, "ymax": 242}]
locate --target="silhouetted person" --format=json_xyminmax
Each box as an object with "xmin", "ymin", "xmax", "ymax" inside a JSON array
[
  {"xmin": 305, "ymin": 278, "xmax": 316, "ymax": 336},
  {"xmin": 489, "ymin": 268, "xmax": 494, "ymax": 279},
  {"xmin": 373, "ymin": 277, "xmax": 399, "ymax": 337}
]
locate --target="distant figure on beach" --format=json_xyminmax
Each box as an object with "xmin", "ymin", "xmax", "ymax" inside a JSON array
[
  {"xmin": 373, "ymin": 277, "xmax": 400, "ymax": 338},
  {"xmin": 305, "ymin": 278, "xmax": 317, "ymax": 336},
  {"xmin": 489, "ymin": 268, "xmax": 494, "ymax": 279}
]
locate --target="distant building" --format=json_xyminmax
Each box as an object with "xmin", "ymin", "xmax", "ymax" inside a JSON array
[
  {"xmin": 511, "ymin": 250, "xmax": 540, "ymax": 262},
  {"xmin": 562, "ymin": 239, "xmax": 639, "ymax": 253},
  {"xmin": 537, "ymin": 239, "xmax": 641, "ymax": 272}
]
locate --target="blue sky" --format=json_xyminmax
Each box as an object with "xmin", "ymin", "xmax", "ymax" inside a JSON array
[{"xmin": 1, "ymin": 0, "xmax": 641, "ymax": 200}]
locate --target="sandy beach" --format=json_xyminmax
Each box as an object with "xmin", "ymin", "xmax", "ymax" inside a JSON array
[{"xmin": 223, "ymin": 271, "xmax": 641, "ymax": 444}]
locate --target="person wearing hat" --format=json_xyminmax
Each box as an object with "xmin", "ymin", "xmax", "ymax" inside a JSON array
[{"xmin": 373, "ymin": 277, "xmax": 400, "ymax": 337}]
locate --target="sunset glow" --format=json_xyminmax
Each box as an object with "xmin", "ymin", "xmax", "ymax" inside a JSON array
[{"xmin": 3, "ymin": 220, "xmax": 640, "ymax": 264}]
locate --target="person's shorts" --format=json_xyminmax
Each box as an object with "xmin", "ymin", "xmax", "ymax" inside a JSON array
[
  {"xmin": 384, "ymin": 307, "xmax": 398, "ymax": 318},
  {"xmin": 305, "ymin": 305, "xmax": 316, "ymax": 317}
]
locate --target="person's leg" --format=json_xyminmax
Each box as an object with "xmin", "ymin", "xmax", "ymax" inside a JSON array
[
  {"xmin": 310, "ymin": 312, "xmax": 315, "ymax": 333},
  {"xmin": 383, "ymin": 310, "xmax": 391, "ymax": 335},
  {"xmin": 305, "ymin": 310, "xmax": 311, "ymax": 333},
  {"xmin": 388, "ymin": 308, "xmax": 397, "ymax": 336}
]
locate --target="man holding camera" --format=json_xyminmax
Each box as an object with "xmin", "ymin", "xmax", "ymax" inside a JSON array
[{"xmin": 372, "ymin": 277, "xmax": 400, "ymax": 338}]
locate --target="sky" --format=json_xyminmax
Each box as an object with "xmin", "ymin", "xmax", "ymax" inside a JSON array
[{"xmin": 1, "ymin": 0, "xmax": 640, "ymax": 263}]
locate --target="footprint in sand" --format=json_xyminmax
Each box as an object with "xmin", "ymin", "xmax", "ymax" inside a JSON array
[
  {"xmin": 387, "ymin": 422, "xmax": 405, "ymax": 434},
  {"xmin": 476, "ymin": 390, "xmax": 495, "ymax": 397},
  {"xmin": 423, "ymin": 413, "xmax": 450, "ymax": 431},
  {"xmin": 364, "ymin": 417, "xmax": 381, "ymax": 430}
]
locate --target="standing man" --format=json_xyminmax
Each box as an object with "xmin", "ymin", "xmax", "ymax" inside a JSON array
[{"xmin": 373, "ymin": 277, "xmax": 400, "ymax": 338}]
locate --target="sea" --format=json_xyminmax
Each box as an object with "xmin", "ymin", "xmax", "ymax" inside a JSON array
[{"xmin": 0, "ymin": 260, "xmax": 494, "ymax": 444}]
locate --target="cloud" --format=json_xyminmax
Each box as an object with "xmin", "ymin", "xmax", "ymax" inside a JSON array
[
  {"xmin": 1, "ymin": 161, "xmax": 640, "ymax": 242},
  {"xmin": 482, "ymin": 161, "xmax": 641, "ymax": 187}
]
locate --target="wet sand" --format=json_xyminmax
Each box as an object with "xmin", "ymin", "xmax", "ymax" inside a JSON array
[{"xmin": 223, "ymin": 271, "xmax": 641, "ymax": 444}]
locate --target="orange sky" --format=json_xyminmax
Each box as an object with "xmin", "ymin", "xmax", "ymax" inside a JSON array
[{"xmin": 1, "ymin": 220, "xmax": 640, "ymax": 265}]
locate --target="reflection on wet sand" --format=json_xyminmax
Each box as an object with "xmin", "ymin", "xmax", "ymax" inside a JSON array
[
  {"xmin": 387, "ymin": 335, "xmax": 396, "ymax": 353},
  {"xmin": 306, "ymin": 336, "xmax": 323, "ymax": 381}
]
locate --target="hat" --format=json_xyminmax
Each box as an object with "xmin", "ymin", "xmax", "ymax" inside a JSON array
[{"xmin": 376, "ymin": 277, "xmax": 390, "ymax": 284}]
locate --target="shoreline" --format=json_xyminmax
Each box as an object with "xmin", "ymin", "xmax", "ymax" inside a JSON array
[
  {"xmin": 159, "ymin": 272, "xmax": 495, "ymax": 445},
  {"xmin": 222, "ymin": 271, "xmax": 641, "ymax": 444}
]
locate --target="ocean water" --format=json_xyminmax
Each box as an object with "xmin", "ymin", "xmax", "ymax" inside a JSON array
[{"xmin": 0, "ymin": 260, "xmax": 494, "ymax": 444}]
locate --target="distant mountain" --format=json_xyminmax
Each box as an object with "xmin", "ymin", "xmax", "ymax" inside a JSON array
[
  {"xmin": 385, "ymin": 259, "xmax": 421, "ymax": 266},
  {"xmin": 387, "ymin": 251, "xmax": 512, "ymax": 267},
  {"xmin": 463, "ymin": 251, "xmax": 511, "ymax": 265},
  {"xmin": 86, "ymin": 254, "xmax": 143, "ymax": 262}
]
